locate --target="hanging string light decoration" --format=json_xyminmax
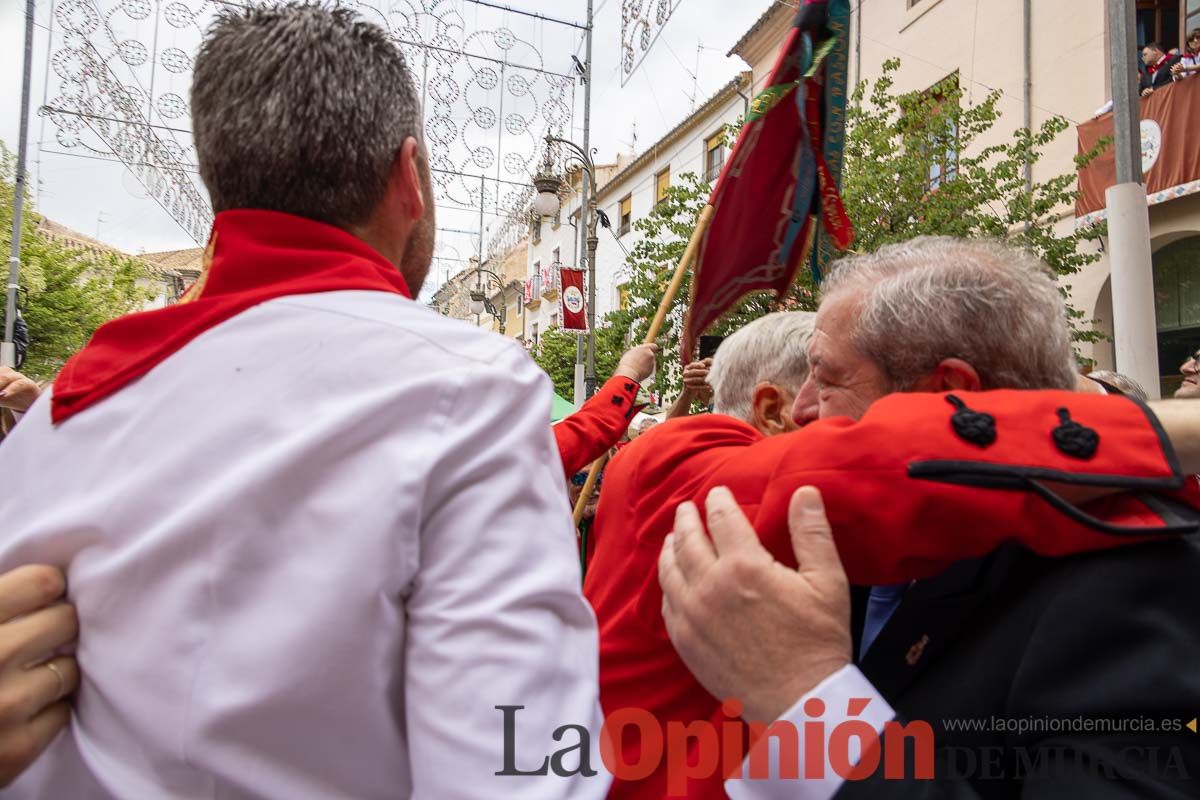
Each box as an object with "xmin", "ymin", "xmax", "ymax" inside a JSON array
[{"xmin": 39, "ymin": 0, "xmax": 579, "ymax": 250}]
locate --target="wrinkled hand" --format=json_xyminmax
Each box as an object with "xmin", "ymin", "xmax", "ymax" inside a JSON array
[
  {"xmin": 0, "ymin": 369, "xmax": 40, "ymax": 414},
  {"xmin": 681, "ymin": 358, "xmax": 713, "ymax": 404},
  {"xmin": 659, "ymin": 486, "xmax": 851, "ymax": 722},
  {"xmin": 0, "ymin": 566, "xmax": 79, "ymax": 786},
  {"xmin": 615, "ymin": 344, "xmax": 659, "ymax": 383}
]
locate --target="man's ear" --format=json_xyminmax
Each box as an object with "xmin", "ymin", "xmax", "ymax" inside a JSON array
[
  {"xmin": 913, "ymin": 358, "xmax": 982, "ymax": 393},
  {"xmin": 390, "ymin": 136, "xmax": 426, "ymax": 221},
  {"xmin": 751, "ymin": 383, "xmax": 794, "ymax": 436}
]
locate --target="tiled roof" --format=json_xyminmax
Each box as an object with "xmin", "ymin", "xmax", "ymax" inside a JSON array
[{"xmin": 727, "ymin": 2, "xmax": 793, "ymax": 58}]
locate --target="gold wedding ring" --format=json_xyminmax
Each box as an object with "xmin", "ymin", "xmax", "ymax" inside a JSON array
[{"xmin": 45, "ymin": 661, "xmax": 67, "ymax": 699}]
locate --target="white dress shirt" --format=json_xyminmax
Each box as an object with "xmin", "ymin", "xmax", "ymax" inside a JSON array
[
  {"xmin": 725, "ymin": 666, "xmax": 895, "ymax": 800},
  {"xmin": 0, "ymin": 291, "xmax": 610, "ymax": 799}
]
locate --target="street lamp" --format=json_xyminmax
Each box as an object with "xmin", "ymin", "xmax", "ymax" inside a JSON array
[
  {"xmin": 533, "ymin": 134, "xmax": 600, "ymax": 397},
  {"xmin": 532, "ymin": 174, "xmax": 563, "ymax": 219},
  {"xmin": 470, "ymin": 268, "xmax": 508, "ymax": 336}
]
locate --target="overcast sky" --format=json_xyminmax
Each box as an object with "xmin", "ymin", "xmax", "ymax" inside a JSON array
[{"xmin": 0, "ymin": 0, "xmax": 772, "ymax": 295}]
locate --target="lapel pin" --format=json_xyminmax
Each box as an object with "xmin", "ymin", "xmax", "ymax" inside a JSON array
[{"xmin": 906, "ymin": 634, "xmax": 930, "ymax": 666}]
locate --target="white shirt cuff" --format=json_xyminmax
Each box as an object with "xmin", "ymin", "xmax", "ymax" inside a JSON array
[{"xmin": 725, "ymin": 665, "xmax": 895, "ymax": 800}]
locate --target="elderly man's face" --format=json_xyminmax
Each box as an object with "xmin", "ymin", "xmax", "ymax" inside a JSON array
[
  {"xmin": 1177, "ymin": 349, "xmax": 1200, "ymax": 398},
  {"xmin": 795, "ymin": 292, "xmax": 891, "ymax": 422}
]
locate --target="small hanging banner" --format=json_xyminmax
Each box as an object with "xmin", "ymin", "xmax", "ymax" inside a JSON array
[{"xmin": 559, "ymin": 267, "xmax": 588, "ymax": 331}]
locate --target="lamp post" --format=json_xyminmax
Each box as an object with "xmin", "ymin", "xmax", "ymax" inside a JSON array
[
  {"xmin": 469, "ymin": 267, "xmax": 508, "ymax": 336},
  {"xmin": 533, "ymin": 135, "xmax": 599, "ymax": 398},
  {"xmin": 3, "ymin": 0, "xmax": 35, "ymax": 368}
]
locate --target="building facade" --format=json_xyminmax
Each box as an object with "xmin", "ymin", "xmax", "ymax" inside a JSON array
[
  {"xmin": 489, "ymin": 0, "xmax": 1193, "ymax": 395},
  {"xmin": 854, "ymin": 0, "xmax": 1200, "ymax": 396},
  {"xmin": 431, "ymin": 239, "xmax": 529, "ymax": 341},
  {"xmin": 520, "ymin": 4, "xmax": 790, "ymax": 346}
]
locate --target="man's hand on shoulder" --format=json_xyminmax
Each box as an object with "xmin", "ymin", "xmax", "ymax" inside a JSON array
[
  {"xmin": 658, "ymin": 486, "xmax": 851, "ymax": 722},
  {"xmin": 614, "ymin": 344, "xmax": 659, "ymax": 384},
  {"xmin": 0, "ymin": 565, "xmax": 80, "ymax": 786}
]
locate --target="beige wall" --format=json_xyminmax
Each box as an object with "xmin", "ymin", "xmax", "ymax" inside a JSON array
[
  {"xmin": 853, "ymin": 0, "xmax": 1107, "ymax": 192},
  {"xmin": 853, "ymin": 0, "xmax": 1200, "ymax": 369}
]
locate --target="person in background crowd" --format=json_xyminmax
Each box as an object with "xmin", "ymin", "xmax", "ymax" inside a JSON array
[
  {"xmin": 1141, "ymin": 41, "xmax": 1180, "ymax": 95},
  {"xmin": 1172, "ymin": 29, "xmax": 1200, "ymax": 79},
  {"xmin": 1086, "ymin": 369, "xmax": 1150, "ymax": 402},
  {"xmin": 1175, "ymin": 346, "xmax": 1200, "ymax": 398},
  {"xmin": 553, "ymin": 343, "xmax": 658, "ymax": 477},
  {"xmin": 569, "ymin": 467, "xmax": 604, "ymax": 575},
  {"xmin": 0, "ymin": 367, "xmax": 41, "ymax": 444},
  {"xmin": 0, "ymin": 5, "xmax": 607, "ymax": 797},
  {"xmin": 660, "ymin": 237, "xmax": 1200, "ymax": 798},
  {"xmin": 666, "ymin": 357, "xmax": 715, "ymax": 418}
]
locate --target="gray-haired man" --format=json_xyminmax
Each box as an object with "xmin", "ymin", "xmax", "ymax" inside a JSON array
[{"xmin": 661, "ymin": 237, "xmax": 1200, "ymax": 798}]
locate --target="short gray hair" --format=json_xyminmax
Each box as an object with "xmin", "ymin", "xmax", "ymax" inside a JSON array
[
  {"xmin": 191, "ymin": 3, "xmax": 421, "ymax": 227},
  {"xmin": 709, "ymin": 312, "xmax": 816, "ymax": 421},
  {"xmin": 820, "ymin": 237, "xmax": 1077, "ymax": 391}
]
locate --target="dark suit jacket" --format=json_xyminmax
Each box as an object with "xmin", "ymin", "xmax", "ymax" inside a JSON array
[
  {"xmin": 1142, "ymin": 56, "xmax": 1181, "ymax": 91},
  {"xmin": 836, "ymin": 533, "xmax": 1200, "ymax": 798}
]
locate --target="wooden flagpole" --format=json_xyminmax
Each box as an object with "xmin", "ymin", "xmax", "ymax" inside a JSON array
[{"xmin": 572, "ymin": 203, "xmax": 716, "ymax": 526}]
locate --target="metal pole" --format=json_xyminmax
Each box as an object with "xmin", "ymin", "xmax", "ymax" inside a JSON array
[
  {"xmin": 1022, "ymin": 0, "xmax": 1033, "ymax": 196},
  {"xmin": 4, "ymin": 0, "xmax": 36, "ymax": 368},
  {"xmin": 854, "ymin": 0, "xmax": 862, "ymax": 88},
  {"xmin": 1106, "ymin": 0, "xmax": 1161, "ymax": 397},
  {"xmin": 573, "ymin": 333, "xmax": 585, "ymax": 406},
  {"xmin": 582, "ymin": 0, "xmax": 597, "ymax": 397},
  {"xmin": 585, "ymin": 195, "xmax": 598, "ymax": 397},
  {"xmin": 476, "ymin": 174, "xmax": 485, "ymax": 328}
]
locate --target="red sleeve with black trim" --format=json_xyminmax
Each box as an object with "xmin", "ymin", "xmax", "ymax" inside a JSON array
[
  {"xmin": 747, "ymin": 390, "xmax": 1197, "ymax": 586},
  {"xmin": 552, "ymin": 375, "xmax": 642, "ymax": 478}
]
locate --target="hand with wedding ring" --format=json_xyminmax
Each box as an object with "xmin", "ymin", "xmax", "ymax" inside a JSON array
[{"xmin": 0, "ymin": 565, "xmax": 79, "ymax": 786}]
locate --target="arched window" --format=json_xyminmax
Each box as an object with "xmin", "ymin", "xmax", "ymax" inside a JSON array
[{"xmin": 1154, "ymin": 236, "xmax": 1200, "ymax": 395}]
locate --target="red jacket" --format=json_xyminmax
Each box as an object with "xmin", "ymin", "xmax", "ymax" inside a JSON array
[
  {"xmin": 583, "ymin": 391, "xmax": 1197, "ymax": 799},
  {"xmin": 553, "ymin": 375, "xmax": 642, "ymax": 479}
]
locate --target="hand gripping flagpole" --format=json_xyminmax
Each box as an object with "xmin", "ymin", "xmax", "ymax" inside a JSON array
[{"xmin": 572, "ymin": 203, "xmax": 716, "ymax": 527}]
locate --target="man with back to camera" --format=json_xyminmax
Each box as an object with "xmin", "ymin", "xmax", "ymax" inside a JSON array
[{"xmin": 0, "ymin": 5, "xmax": 608, "ymax": 797}]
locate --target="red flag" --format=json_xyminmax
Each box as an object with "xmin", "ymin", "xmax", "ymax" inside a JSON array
[
  {"xmin": 560, "ymin": 267, "xmax": 588, "ymax": 331},
  {"xmin": 681, "ymin": 0, "xmax": 854, "ymax": 362}
]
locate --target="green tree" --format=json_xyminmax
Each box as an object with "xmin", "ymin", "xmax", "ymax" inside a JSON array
[
  {"xmin": 606, "ymin": 172, "xmax": 817, "ymax": 398},
  {"xmin": 606, "ymin": 59, "xmax": 1108, "ymax": 396},
  {"xmin": 843, "ymin": 59, "xmax": 1109, "ymax": 358},
  {"xmin": 1, "ymin": 142, "xmax": 156, "ymax": 380}
]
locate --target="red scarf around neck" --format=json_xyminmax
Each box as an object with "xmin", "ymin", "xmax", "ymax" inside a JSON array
[{"xmin": 51, "ymin": 209, "xmax": 412, "ymax": 424}]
